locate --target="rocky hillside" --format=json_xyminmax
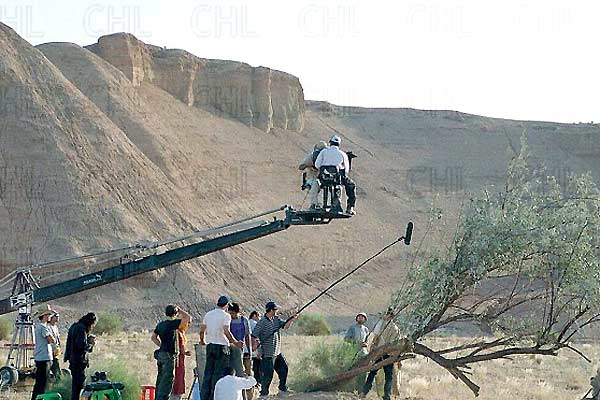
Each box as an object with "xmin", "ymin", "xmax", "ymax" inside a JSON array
[
  {"xmin": 1, "ymin": 23, "xmax": 599, "ymax": 327},
  {"xmin": 85, "ymin": 33, "xmax": 305, "ymax": 132}
]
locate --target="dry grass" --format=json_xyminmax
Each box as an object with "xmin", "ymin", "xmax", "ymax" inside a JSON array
[{"xmin": 0, "ymin": 334, "xmax": 597, "ymax": 400}]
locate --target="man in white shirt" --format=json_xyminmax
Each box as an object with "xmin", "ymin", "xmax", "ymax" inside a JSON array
[
  {"xmin": 200, "ymin": 296, "xmax": 244, "ymax": 400},
  {"xmin": 48, "ymin": 312, "xmax": 62, "ymax": 380},
  {"xmin": 32, "ymin": 306, "xmax": 55, "ymax": 400},
  {"xmin": 314, "ymin": 135, "xmax": 356, "ymax": 215},
  {"xmin": 214, "ymin": 367, "xmax": 256, "ymax": 400}
]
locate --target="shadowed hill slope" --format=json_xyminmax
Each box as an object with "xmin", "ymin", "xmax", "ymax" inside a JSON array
[{"xmin": 1, "ymin": 24, "xmax": 599, "ymax": 327}]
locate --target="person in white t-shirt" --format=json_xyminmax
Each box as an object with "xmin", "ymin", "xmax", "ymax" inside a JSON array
[
  {"xmin": 200, "ymin": 296, "xmax": 243, "ymax": 400},
  {"xmin": 214, "ymin": 367, "xmax": 256, "ymax": 400},
  {"xmin": 314, "ymin": 135, "xmax": 357, "ymax": 215}
]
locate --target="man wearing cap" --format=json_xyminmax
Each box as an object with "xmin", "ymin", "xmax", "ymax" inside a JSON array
[
  {"xmin": 31, "ymin": 306, "xmax": 55, "ymax": 400},
  {"xmin": 315, "ymin": 135, "xmax": 357, "ymax": 215},
  {"xmin": 344, "ymin": 313, "xmax": 370, "ymax": 356},
  {"xmin": 299, "ymin": 141, "xmax": 328, "ymax": 209},
  {"xmin": 251, "ymin": 302, "xmax": 297, "ymax": 396},
  {"xmin": 200, "ymin": 296, "xmax": 244, "ymax": 400},
  {"xmin": 152, "ymin": 305, "xmax": 192, "ymax": 400},
  {"xmin": 48, "ymin": 312, "xmax": 62, "ymax": 380}
]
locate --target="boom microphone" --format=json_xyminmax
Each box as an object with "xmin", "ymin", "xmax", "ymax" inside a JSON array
[{"xmin": 404, "ymin": 222, "xmax": 413, "ymax": 245}]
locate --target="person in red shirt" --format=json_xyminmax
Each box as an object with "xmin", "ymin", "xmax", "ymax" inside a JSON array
[{"xmin": 172, "ymin": 320, "xmax": 192, "ymax": 400}]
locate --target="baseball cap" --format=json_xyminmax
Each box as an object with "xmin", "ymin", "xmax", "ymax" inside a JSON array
[
  {"xmin": 265, "ymin": 301, "xmax": 280, "ymax": 311},
  {"xmin": 217, "ymin": 295, "xmax": 230, "ymax": 307}
]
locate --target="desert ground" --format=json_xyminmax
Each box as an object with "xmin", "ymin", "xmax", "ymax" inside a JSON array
[{"xmin": 0, "ymin": 333, "xmax": 596, "ymax": 400}]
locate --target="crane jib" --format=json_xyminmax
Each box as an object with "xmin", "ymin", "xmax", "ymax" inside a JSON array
[{"xmin": 0, "ymin": 218, "xmax": 289, "ymax": 315}]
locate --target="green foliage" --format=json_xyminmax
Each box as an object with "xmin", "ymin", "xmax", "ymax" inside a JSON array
[
  {"xmin": 89, "ymin": 360, "xmax": 142, "ymax": 400},
  {"xmin": 289, "ymin": 339, "xmax": 365, "ymax": 392},
  {"xmin": 50, "ymin": 374, "xmax": 72, "ymax": 400},
  {"xmin": 295, "ymin": 313, "xmax": 331, "ymax": 336},
  {"xmin": 0, "ymin": 317, "xmax": 13, "ymax": 340},
  {"xmin": 392, "ymin": 134, "xmax": 600, "ymax": 345},
  {"xmin": 50, "ymin": 361, "xmax": 141, "ymax": 400},
  {"xmin": 94, "ymin": 313, "xmax": 123, "ymax": 335}
]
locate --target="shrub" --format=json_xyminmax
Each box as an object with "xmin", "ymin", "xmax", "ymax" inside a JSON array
[
  {"xmin": 295, "ymin": 313, "xmax": 331, "ymax": 336},
  {"xmin": 90, "ymin": 360, "xmax": 142, "ymax": 400},
  {"xmin": 49, "ymin": 374, "xmax": 72, "ymax": 400},
  {"xmin": 289, "ymin": 339, "xmax": 365, "ymax": 392},
  {"xmin": 51, "ymin": 361, "xmax": 141, "ymax": 400},
  {"xmin": 0, "ymin": 317, "xmax": 13, "ymax": 340},
  {"xmin": 94, "ymin": 312, "xmax": 123, "ymax": 335}
]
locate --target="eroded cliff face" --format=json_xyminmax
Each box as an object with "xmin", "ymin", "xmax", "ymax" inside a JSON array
[{"xmin": 86, "ymin": 33, "xmax": 304, "ymax": 132}]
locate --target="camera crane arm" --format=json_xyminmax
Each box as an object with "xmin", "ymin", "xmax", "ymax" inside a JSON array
[
  {"xmin": 0, "ymin": 205, "xmax": 350, "ymax": 315},
  {"xmin": 0, "ymin": 205, "xmax": 351, "ymax": 385}
]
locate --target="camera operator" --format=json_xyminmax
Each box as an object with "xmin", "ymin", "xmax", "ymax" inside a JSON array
[{"xmin": 64, "ymin": 312, "xmax": 97, "ymax": 400}]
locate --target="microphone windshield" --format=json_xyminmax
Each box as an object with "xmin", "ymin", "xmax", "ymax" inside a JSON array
[{"xmin": 404, "ymin": 222, "xmax": 413, "ymax": 245}]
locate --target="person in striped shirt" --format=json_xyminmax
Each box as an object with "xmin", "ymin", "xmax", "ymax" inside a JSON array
[{"xmin": 250, "ymin": 302, "xmax": 297, "ymax": 396}]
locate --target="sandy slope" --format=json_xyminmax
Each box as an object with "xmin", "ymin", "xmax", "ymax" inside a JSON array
[{"xmin": 1, "ymin": 23, "xmax": 599, "ymax": 327}]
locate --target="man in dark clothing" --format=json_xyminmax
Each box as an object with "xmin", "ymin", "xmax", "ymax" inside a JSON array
[
  {"xmin": 251, "ymin": 302, "xmax": 297, "ymax": 396},
  {"xmin": 64, "ymin": 313, "xmax": 97, "ymax": 400},
  {"xmin": 151, "ymin": 305, "xmax": 192, "ymax": 400}
]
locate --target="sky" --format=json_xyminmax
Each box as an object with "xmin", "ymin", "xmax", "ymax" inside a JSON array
[{"xmin": 1, "ymin": 0, "xmax": 598, "ymax": 123}]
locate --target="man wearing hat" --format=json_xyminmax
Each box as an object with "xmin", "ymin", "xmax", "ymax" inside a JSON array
[
  {"xmin": 361, "ymin": 308, "xmax": 402, "ymax": 400},
  {"xmin": 48, "ymin": 311, "xmax": 62, "ymax": 380},
  {"xmin": 299, "ymin": 141, "xmax": 328, "ymax": 209},
  {"xmin": 152, "ymin": 305, "xmax": 192, "ymax": 400},
  {"xmin": 344, "ymin": 312, "xmax": 370, "ymax": 355},
  {"xmin": 251, "ymin": 302, "xmax": 298, "ymax": 396},
  {"xmin": 200, "ymin": 296, "xmax": 243, "ymax": 400},
  {"xmin": 31, "ymin": 306, "xmax": 55, "ymax": 400}
]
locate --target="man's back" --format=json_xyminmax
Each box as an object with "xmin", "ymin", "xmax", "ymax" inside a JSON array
[
  {"xmin": 154, "ymin": 319, "xmax": 181, "ymax": 354},
  {"xmin": 315, "ymin": 146, "xmax": 349, "ymax": 171},
  {"xmin": 214, "ymin": 375, "xmax": 256, "ymax": 400},
  {"xmin": 34, "ymin": 322, "xmax": 53, "ymax": 362},
  {"xmin": 65, "ymin": 322, "xmax": 88, "ymax": 365},
  {"xmin": 203, "ymin": 308, "xmax": 230, "ymax": 346}
]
